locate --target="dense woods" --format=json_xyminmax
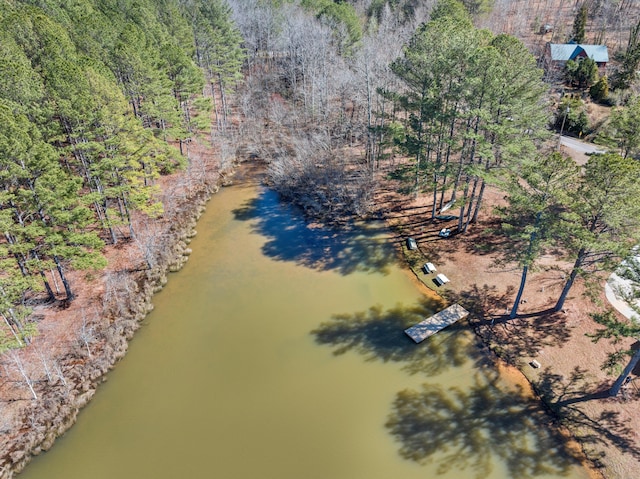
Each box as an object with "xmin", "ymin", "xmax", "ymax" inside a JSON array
[
  {"xmin": 0, "ymin": 0, "xmax": 244, "ymax": 350},
  {"xmin": 3, "ymin": 0, "xmax": 640, "ymax": 353}
]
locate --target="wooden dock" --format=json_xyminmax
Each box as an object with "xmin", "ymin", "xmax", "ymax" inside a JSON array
[{"xmin": 404, "ymin": 304, "xmax": 470, "ymax": 343}]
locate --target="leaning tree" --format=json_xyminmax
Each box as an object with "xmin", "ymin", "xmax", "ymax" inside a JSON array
[{"xmin": 589, "ymin": 310, "xmax": 640, "ymax": 397}]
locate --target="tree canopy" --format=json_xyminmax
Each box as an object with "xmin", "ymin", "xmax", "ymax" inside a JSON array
[
  {"xmin": 555, "ymin": 153, "xmax": 640, "ymax": 311},
  {"xmin": 571, "ymin": 4, "xmax": 587, "ymax": 43},
  {"xmin": 388, "ymin": 1, "xmax": 549, "ymax": 229},
  {"xmin": 0, "ymin": 0, "xmax": 244, "ymax": 348}
]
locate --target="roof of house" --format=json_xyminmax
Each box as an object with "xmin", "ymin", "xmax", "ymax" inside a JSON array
[{"xmin": 548, "ymin": 44, "xmax": 609, "ymax": 63}]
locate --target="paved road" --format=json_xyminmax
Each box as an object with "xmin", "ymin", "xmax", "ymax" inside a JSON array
[{"xmin": 559, "ymin": 135, "xmax": 606, "ymax": 154}]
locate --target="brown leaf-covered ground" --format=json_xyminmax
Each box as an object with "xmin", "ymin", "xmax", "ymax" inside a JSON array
[{"xmin": 376, "ymin": 153, "xmax": 640, "ymax": 479}]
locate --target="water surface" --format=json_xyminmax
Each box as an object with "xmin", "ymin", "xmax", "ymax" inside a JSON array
[{"xmin": 20, "ymin": 178, "xmax": 591, "ymax": 479}]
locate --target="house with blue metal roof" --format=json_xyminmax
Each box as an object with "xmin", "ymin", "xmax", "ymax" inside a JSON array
[{"xmin": 544, "ymin": 42, "xmax": 609, "ymax": 72}]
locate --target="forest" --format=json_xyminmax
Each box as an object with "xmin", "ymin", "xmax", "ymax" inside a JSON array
[
  {"xmin": 2, "ymin": 0, "xmax": 640, "ymax": 475},
  {"xmin": 0, "ymin": 0, "xmax": 244, "ymax": 349},
  {"xmin": 2, "ymin": 0, "xmax": 640, "ymax": 352}
]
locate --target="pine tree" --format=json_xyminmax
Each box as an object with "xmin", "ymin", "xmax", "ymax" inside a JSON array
[
  {"xmin": 390, "ymin": 7, "xmax": 476, "ymax": 203},
  {"xmin": 572, "ymin": 4, "xmax": 587, "ymax": 43},
  {"xmin": 389, "ymin": 2, "xmax": 548, "ymax": 230},
  {"xmin": 187, "ymin": 0, "xmax": 245, "ymax": 130},
  {"xmin": 498, "ymin": 153, "xmax": 579, "ymax": 318},
  {"xmin": 0, "ymin": 0, "xmax": 245, "ymax": 327},
  {"xmin": 608, "ymin": 95, "xmax": 640, "ymax": 159},
  {"xmin": 589, "ymin": 310, "xmax": 640, "ymax": 397},
  {"xmin": 555, "ymin": 153, "xmax": 640, "ymax": 311},
  {"xmin": 589, "ymin": 75, "xmax": 609, "ymax": 102}
]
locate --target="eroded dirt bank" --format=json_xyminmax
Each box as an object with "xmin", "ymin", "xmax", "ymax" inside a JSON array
[{"xmin": 0, "ymin": 156, "xmax": 242, "ymax": 479}]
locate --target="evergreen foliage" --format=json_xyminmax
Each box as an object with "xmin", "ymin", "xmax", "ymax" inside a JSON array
[
  {"xmin": 555, "ymin": 153, "xmax": 640, "ymax": 311},
  {"xmin": 0, "ymin": 0, "xmax": 244, "ymax": 350},
  {"xmin": 461, "ymin": 0, "xmax": 494, "ymax": 16},
  {"xmin": 554, "ymin": 97, "xmax": 588, "ymax": 136},
  {"xmin": 571, "ymin": 4, "xmax": 587, "ymax": 43},
  {"xmin": 301, "ymin": 0, "xmax": 363, "ymax": 54},
  {"xmin": 498, "ymin": 152, "xmax": 579, "ymax": 317},
  {"xmin": 588, "ymin": 309, "xmax": 640, "ymax": 396},
  {"xmin": 429, "ymin": 0, "xmax": 472, "ymax": 23},
  {"xmin": 388, "ymin": 0, "xmax": 549, "ymax": 230},
  {"xmin": 607, "ymin": 95, "xmax": 640, "ymax": 159},
  {"xmin": 589, "ymin": 75, "xmax": 609, "ymax": 102},
  {"xmin": 565, "ymin": 57, "xmax": 598, "ymax": 89}
]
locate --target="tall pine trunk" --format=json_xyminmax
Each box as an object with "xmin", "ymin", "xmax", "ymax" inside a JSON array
[
  {"xmin": 463, "ymin": 176, "xmax": 480, "ymax": 232},
  {"xmin": 555, "ymin": 249, "xmax": 585, "ymax": 311},
  {"xmin": 609, "ymin": 347, "xmax": 640, "ymax": 396},
  {"xmin": 457, "ymin": 177, "xmax": 470, "ymax": 231},
  {"xmin": 54, "ymin": 256, "xmax": 74, "ymax": 301},
  {"xmin": 471, "ymin": 178, "xmax": 487, "ymax": 224},
  {"xmin": 39, "ymin": 271, "xmax": 56, "ymax": 302},
  {"xmin": 510, "ymin": 265, "xmax": 529, "ymax": 319},
  {"xmin": 511, "ymin": 211, "xmax": 543, "ymax": 318}
]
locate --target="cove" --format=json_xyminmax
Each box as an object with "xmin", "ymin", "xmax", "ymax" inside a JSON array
[{"xmin": 18, "ymin": 175, "xmax": 592, "ymax": 479}]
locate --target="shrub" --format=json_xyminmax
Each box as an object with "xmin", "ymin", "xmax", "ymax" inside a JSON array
[{"xmin": 590, "ymin": 76, "xmax": 609, "ymax": 103}]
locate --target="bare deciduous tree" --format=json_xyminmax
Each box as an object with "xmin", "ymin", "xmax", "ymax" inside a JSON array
[{"xmin": 7, "ymin": 350, "xmax": 37, "ymax": 400}]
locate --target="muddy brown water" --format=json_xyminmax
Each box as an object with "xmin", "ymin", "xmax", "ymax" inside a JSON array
[{"xmin": 19, "ymin": 179, "xmax": 591, "ymax": 479}]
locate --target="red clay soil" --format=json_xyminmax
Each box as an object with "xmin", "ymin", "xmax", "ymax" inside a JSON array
[
  {"xmin": 376, "ymin": 166, "xmax": 640, "ymax": 479},
  {"xmin": 1, "ymin": 151, "xmax": 638, "ymax": 479}
]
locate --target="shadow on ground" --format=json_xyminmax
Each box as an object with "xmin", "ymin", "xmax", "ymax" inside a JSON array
[
  {"xmin": 445, "ymin": 284, "xmax": 574, "ymax": 361},
  {"xmin": 232, "ymin": 188, "xmax": 398, "ymax": 275},
  {"xmin": 535, "ymin": 367, "xmax": 640, "ymax": 466}
]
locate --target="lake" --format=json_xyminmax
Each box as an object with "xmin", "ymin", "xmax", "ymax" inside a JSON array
[{"xmin": 18, "ymin": 174, "xmax": 591, "ymax": 479}]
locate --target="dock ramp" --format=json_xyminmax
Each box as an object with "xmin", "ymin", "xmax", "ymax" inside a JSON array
[{"xmin": 404, "ymin": 304, "xmax": 469, "ymax": 343}]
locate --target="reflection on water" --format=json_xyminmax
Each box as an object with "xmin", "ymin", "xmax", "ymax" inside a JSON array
[{"xmin": 19, "ymin": 181, "xmax": 590, "ymax": 479}]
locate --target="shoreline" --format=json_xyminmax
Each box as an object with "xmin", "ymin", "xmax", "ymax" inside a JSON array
[
  {"xmin": 395, "ymin": 234, "xmax": 606, "ymax": 479},
  {"xmin": 0, "ymin": 160, "xmax": 236, "ymax": 479},
  {"xmin": 0, "ymin": 163, "xmax": 608, "ymax": 479}
]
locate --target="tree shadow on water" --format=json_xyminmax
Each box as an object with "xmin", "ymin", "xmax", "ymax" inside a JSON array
[
  {"xmin": 232, "ymin": 188, "xmax": 399, "ymax": 275},
  {"xmin": 312, "ymin": 296, "xmax": 591, "ymax": 478},
  {"xmin": 311, "ymin": 297, "xmax": 490, "ymax": 377},
  {"xmin": 386, "ymin": 371, "xmax": 586, "ymax": 479}
]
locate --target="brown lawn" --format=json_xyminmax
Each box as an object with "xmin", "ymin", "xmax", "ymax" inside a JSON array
[{"xmin": 375, "ymin": 163, "xmax": 640, "ymax": 479}]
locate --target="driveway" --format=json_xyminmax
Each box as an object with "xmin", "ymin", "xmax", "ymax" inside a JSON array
[{"xmin": 559, "ymin": 135, "xmax": 607, "ymax": 165}]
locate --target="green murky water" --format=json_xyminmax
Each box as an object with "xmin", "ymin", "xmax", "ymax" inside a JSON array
[{"xmin": 19, "ymin": 176, "xmax": 591, "ymax": 479}]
